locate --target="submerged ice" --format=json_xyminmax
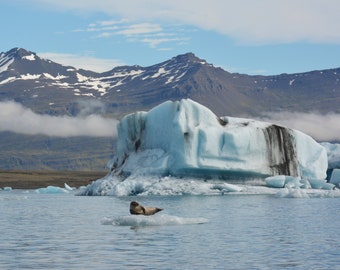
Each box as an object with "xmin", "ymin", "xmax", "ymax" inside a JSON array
[
  {"xmin": 102, "ymin": 214, "xmax": 209, "ymax": 227},
  {"xmin": 81, "ymin": 99, "xmax": 331, "ymax": 196}
]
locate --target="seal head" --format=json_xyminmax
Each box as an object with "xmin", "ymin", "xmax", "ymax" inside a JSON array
[{"xmin": 130, "ymin": 201, "xmax": 163, "ymax": 216}]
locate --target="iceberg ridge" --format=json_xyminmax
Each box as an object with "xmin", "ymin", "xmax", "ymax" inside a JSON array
[{"xmin": 81, "ymin": 99, "xmax": 328, "ymax": 196}]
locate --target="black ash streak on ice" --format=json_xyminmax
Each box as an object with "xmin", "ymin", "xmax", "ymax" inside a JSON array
[
  {"xmin": 219, "ymin": 117, "xmax": 300, "ymax": 176},
  {"xmin": 263, "ymin": 124, "xmax": 299, "ymax": 177}
]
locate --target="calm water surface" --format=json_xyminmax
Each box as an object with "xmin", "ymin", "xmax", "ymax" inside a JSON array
[{"xmin": 0, "ymin": 190, "xmax": 339, "ymax": 269}]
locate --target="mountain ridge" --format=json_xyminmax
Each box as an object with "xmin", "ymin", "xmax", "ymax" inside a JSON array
[{"xmin": 1, "ymin": 47, "xmax": 339, "ymax": 118}]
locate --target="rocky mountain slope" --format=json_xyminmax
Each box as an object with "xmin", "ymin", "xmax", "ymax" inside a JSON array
[{"xmin": 1, "ymin": 48, "xmax": 339, "ymax": 117}]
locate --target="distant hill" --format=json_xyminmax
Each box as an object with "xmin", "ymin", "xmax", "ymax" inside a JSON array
[{"xmin": 0, "ymin": 47, "xmax": 339, "ymax": 170}]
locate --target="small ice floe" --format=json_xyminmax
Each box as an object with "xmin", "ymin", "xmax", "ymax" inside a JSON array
[
  {"xmin": 64, "ymin": 183, "xmax": 75, "ymax": 191},
  {"xmin": 265, "ymin": 175, "xmax": 340, "ymax": 198},
  {"xmin": 3, "ymin": 186, "xmax": 12, "ymax": 191},
  {"xmin": 101, "ymin": 214, "xmax": 209, "ymax": 227},
  {"xmin": 265, "ymin": 175, "xmax": 301, "ymax": 188},
  {"xmin": 308, "ymin": 179, "xmax": 335, "ymax": 190},
  {"xmin": 265, "ymin": 175, "xmax": 335, "ymax": 190}
]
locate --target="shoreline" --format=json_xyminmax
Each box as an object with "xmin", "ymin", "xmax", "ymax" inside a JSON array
[{"xmin": 0, "ymin": 170, "xmax": 107, "ymax": 189}]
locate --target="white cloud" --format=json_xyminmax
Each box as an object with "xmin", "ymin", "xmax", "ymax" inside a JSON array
[
  {"xmin": 141, "ymin": 37, "xmax": 190, "ymax": 48},
  {"xmin": 38, "ymin": 52, "xmax": 125, "ymax": 72},
  {"xmin": 30, "ymin": 0, "xmax": 340, "ymax": 44},
  {"xmin": 82, "ymin": 19, "xmax": 190, "ymax": 50},
  {"xmin": 115, "ymin": 23, "xmax": 162, "ymax": 36},
  {"xmin": 0, "ymin": 101, "xmax": 118, "ymax": 137},
  {"xmin": 96, "ymin": 18, "xmax": 129, "ymax": 26},
  {"xmin": 258, "ymin": 111, "xmax": 340, "ymax": 142}
]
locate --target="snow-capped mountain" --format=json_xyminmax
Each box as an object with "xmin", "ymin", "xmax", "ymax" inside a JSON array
[
  {"xmin": 1, "ymin": 47, "xmax": 339, "ymax": 118},
  {"xmin": 0, "ymin": 48, "xmax": 222, "ymax": 117}
]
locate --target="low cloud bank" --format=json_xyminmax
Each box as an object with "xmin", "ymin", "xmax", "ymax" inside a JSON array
[
  {"xmin": 259, "ymin": 111, "xmax": 340, "ymax": 142},
  {"xmin": 1, "ymin": 101, "xmax": 338, "ymax": 142},
  {"xmin": 39, "ymin": 52, "xmax": 125, "ymax": 72},
  {"xmin": 0, "ymin": 101, "xmax": 117, "ymax": 137}
]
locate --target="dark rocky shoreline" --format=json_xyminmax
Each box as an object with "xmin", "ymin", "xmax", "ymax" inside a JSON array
[{"xmin": 0, "ymin": 170, "xmax": 107, "ymax": 189}]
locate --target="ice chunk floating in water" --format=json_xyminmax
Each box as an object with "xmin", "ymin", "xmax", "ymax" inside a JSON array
[
  {"xmin": 64, "ymin": 183, "xmax": 75, "ymax": 191},
  {"xmin": 80, "ymin": 175, "xmax": 247, "ymax": 196},
  {"xmin": 80, "ymin": 99, "xmax": 329, "ymax": 196},
  {"xmin": 36, "ymin": 186, "xmax": 69, "ymax": 194},
  {"xmin": 101, "ymin": 214, "xmax": 209, "ymax": 226},
  {"xmin": 264, "ymin": 175, "xmax": 336, "ymax": 190},
  {"xmin": 330, "ymin": 169, "xmax": 340, "ymax": 186}
]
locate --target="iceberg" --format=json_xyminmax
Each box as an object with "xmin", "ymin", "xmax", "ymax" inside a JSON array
[
  {"xmin": 112, "ymin": 99, "xmax": 326, "ymax": 179},
  {"xmin": 81, "ymin": 99, "xmax": 328, "ymax": 196}
]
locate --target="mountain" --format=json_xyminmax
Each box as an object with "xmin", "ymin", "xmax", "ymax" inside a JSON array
[{"xmin": 0, "ymin": 47, "xmax": 339, "ymax": 171}]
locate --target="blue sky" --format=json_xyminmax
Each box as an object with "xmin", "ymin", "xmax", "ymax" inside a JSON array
[
  {"xmin": 1, "ymin": 0, "xmax": 340, "ymax": 140},
  {"xmin": 1, "ymin": 0, "xmax": 340, "ymax": 75}
]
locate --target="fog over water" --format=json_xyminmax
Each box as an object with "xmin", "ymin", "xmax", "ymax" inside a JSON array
[
  {"xmin": 0, "ymin": 100, "xmax": 118, "ymax": 137},
  {"xmin": 259, "ymin": 111, "xmax": 340, "ymax": 142},
  {"xmin": 1, "ymin": 100, "xmax": 340, "ymax": 142}
]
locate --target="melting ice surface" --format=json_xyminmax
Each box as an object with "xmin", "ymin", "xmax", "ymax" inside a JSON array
[
  {"xmin": 80, "ymin": 99, "xmax": 340, "ymax": 197},
  {"xmin": 78, "ymin": 174, "xmax": 340, "ymax": 198},
  {"xmin": 102, "ymin": 214, "xmax": 208, "ymax": 227}
]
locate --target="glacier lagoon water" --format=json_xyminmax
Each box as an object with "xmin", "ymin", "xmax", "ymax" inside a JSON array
[{"xmin": 1, "ymin": 189, "xmax": 339, "ymax": 270}]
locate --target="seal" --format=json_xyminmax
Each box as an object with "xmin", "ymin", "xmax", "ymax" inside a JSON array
[{"xmin": 130, "ymin": 201, "xmax": 163, "ymax": 216}]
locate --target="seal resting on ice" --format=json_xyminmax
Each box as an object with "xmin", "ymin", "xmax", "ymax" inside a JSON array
[{"xmin": 130, "ymin": 201, "xmax": 163, "ymax": 216}]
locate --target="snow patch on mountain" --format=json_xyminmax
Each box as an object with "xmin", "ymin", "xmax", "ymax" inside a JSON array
[
  {"xmin": 151, "ymin": 67, "xmax": 168, "ymax": 78},
  {"xmin": 0, "ymin": 53, "xmax": 14, "ymax": 73},
  {"xmin": 49, "ymin": 81, "xmax": 72, "ymax": 89},
  {"xmin": 102, "ymin": 69, "xmax": 144, "ymax": 79},
  {"xmin": 22, "ymin": 54, "xmax": 36, "ymax": 61},
  {"xmin": 75, "ymin": 80, "xmax": 110, "ymax": 96},
  {"xmin": 0, "ymin": 77, "xmax": 16, "ymax": 85},
  {"xmin": 42, "ymin": 73, "xmax": 68, "ymax": 80},
  {"xmin": 76, "ymin": 73, "xmax": 88, "ymax": 82},
  {"xmin": 19, "ymin": 73, "xmax": 40, "ymax": 80}
]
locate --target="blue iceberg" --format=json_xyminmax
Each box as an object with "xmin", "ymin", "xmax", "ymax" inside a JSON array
[{"xmin": 81, "ymin": 99, "xmax": 329, "ymax": 196}]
